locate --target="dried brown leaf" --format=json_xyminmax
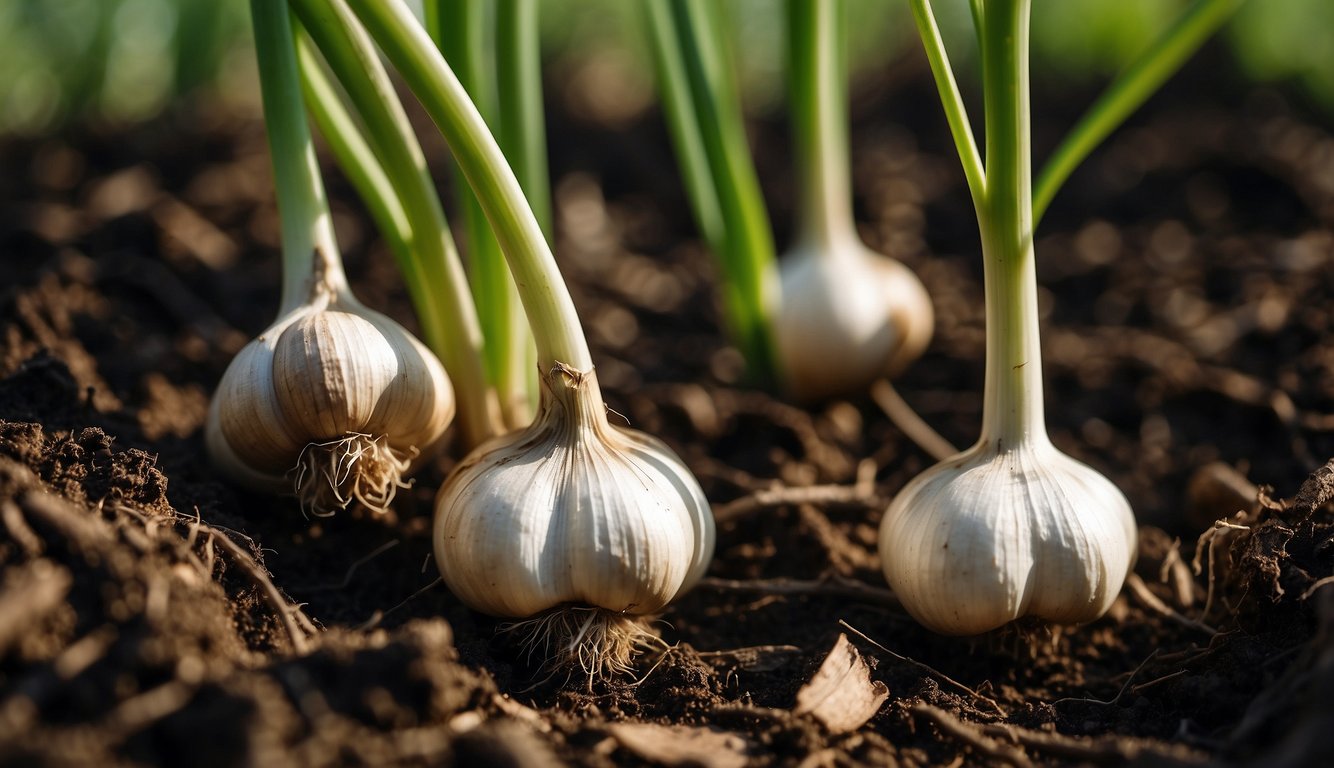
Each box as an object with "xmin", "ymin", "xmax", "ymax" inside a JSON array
[
  {"xmin": 793, "ymin": 633, "xmax": 889, "ymax": 733},
  {"xmin": 606, "ymin": 722, "xmax": 751, "ymax": 768}
]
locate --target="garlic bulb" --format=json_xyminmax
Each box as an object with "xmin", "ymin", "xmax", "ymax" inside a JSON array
[
  {"xmin": 776, "ymin": 0, "xmax": 932, "ymax": 402},
  {"xmin": 875, "ymin": 228, "xmax": 1137, "ymax": 636},
  {"xmin": 775, "ymin": 237, "xmax": 933, "ymax": 402},
  {"xmin": 207, "ymin": 272, "xmax": 455, "ymax": 516},
  {"xmin": 216, "ymin": 2, "xmax": 455, "ymax": 517},
  {"xmin": 434, "ymin": 363, "xmax": 713, "ymax": 671},
  {"xmin": 881, "ymin": 0, "xmax": 1138, "ymax": 636},
  {"xmin": 350, "ymin": 0, "xmax": 713, "ymax": 676},
  {"xmin": 879, "ymin": 437, "xmax": 1136, "ymax": 635}
]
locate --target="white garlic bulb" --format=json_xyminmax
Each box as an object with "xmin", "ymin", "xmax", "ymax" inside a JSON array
[
  {"xmin": 879, "ymin": 436, "xmax": 1136, "ymax": 635},
  {"xmin": 773, "ymin": 0, "xmax": 934, "ymax": 402},
  {"xmin": 877, "ymin": 229, "xmax": 1136, "ymax": 635},
  {"xmin": 207, "ymin": 281, "xmax": 455, "ymax": 516},
  {"xmin": 434, "ymin": 363, "xmax": 713, "ymax": 667},
  {"xmin": 775, "ymin": 237, "xmax": 933, "ymax": 402}
]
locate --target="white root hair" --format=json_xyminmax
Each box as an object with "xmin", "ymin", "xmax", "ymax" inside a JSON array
[
  {"xmin": 502, "ymin": 605, "xmax": 667, "ymax": 689},
  {"xmin": 289, "ymin": 433, "xmax": 415, "ymax": 517}
]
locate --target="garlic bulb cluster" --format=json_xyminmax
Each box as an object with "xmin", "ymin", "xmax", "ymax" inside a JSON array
[
  {"xmin": 775, "ymin": 237, "xmax": 933, "ymax": 402},
  {"xmin": 878, "ymin": 437, "xmax": 1136, "ymax": 635},
  {"xmin": 434, "ymin": 363, "xmax": 713, "ymax": 668},
  {"xmin": 207, "ymin": 277, "xmax": 455, "ymax": 517}
]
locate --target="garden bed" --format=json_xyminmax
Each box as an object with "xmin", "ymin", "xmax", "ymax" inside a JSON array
[{"xmin": 1, "ymin": 55, "xmax": 1333, "ymax": 766}]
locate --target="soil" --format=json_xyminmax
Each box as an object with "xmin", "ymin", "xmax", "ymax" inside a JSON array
[{"xmin": 3, "ymin": 45, "xmax": 1334, "ymax": 767}]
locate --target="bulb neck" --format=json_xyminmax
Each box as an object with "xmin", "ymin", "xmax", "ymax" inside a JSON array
[
  {"xmin": 976, "ymin": 227, "xmax": 1048, "ymax": 449},
  {"xmin": 250, "ymin": 0, "xmax": 351, "ymax": 316},
  {"xmin": 281, "ymin": 244, "xmax": 352, "ymax": 314},
  {"xmin": 541, "ymin": 362, "xmax": 609, "ymax": 435},
  {"xmin": 977, "ymin": 0, "xmax": 1046, "ymax": 450}
]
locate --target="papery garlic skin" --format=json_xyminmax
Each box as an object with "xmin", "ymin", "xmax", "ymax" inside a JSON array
[
  {"xmin": 775, "ymin": 238, "xmax": 933, "ymax": 402},
  {"xmin": 879, "ymin": 438, "xmax": 1136, "ymax": 635},
  {"xmin": 434, "ymin": 364, "xmax": 714, "ymax": 619},
  {"xmin": 207, "ymin": 290, "xmax": 454, "ymax": 515}
]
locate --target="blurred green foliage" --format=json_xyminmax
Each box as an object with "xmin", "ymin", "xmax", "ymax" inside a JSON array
[
  {"xmin": 1226, "ymin": 0, "xmax": 1334, "ymax": 111},
  {"xmin": 0, "ymin": 0, "xmax": 248, "ymax": 135},
  {"xmin": 0, "ymin": 0, "xmax": 1329, "ymax": 137}
]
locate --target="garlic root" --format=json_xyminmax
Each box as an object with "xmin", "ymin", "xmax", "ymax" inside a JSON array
[
  {"xmin": 290, "ymin": 433, "xmax": 414, "ymax": 517},
  {"xmin": 503, "ymin": 606, "xmax": 665, "ymax": 686}
]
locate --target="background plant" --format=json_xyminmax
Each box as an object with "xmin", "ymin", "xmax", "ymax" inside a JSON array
[
  {"xmin": 878, "ymin": 0, "xmax": 1242, "ymax": 635},
  {"xmin": 6, "ymin": 0, "xmax": 1334, "ymax": 139}
]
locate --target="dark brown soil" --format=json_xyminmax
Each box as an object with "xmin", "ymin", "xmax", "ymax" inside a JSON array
[{"xmin": 3, "ymin": 48, "xmax": 1334, "ymax": 766}]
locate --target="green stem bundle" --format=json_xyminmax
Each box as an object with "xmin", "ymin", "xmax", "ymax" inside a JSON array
[
  {"xmin": 297, "ymin": 35, "xmax": 411, "ymax": 279},
  {"xmin": 345, "ymin": 0, "xmax": 590, "ymax": 372},
  {"xmin": 291, "ymin": 0, "xmax": 499, "ymax": 447},
  {"xmin": 645, "ymin": 0, "xmax": 778, "ymax": 380},
  {"xmin": 496, "ymin": 0, "xmax": 552, "ymax": 240},
  {"xmin": 429, "ymin": 0, "xmax": 539, "ymax": 428}
]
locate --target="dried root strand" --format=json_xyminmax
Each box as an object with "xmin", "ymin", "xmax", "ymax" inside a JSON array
[
  {"xmin": 290, "ymin": 433, "xmax": 414, "ymax": 517},
  {"xmin": 501, "ymin": 606, "xmax": 665, "ymax": 688}
]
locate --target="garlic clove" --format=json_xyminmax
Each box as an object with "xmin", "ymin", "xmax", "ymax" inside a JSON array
[
  {"xmin": 273, "ymin": 309, "xmax": 394, "ymax": 439},
  {"xmin": 434, "ymin": 365, "xmax": 714, "ymax": 620},
  {"xmin": 271, "ymin": 308, "xmax": 454, "ymax": 457},
  {"xmin": 358, "ymin": 312, "xmax": 458, "ymax": 455},
  {"xmin": 775, "ymin": 241, "xmax": 933, "ymax": 402},
  {"xmin": 208, "ymin": 311, "xmax": 312, "ymax": 478},
  {"xmin": 879, "ymin": 440, "xmax": 1136, "ymax": 635},
  {"xmin": 208, "ymin": 299, "xmax": 455, "ymax": 515},
  {"xmin": 205, "ymin": 394, "xmax": 290, "ymax": 494}
]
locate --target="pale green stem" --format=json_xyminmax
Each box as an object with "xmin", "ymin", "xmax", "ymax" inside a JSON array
[
  {"xmin": 292, "ymin": 0, "xmax": 500, "ymax": 447},
  {"xmin": 643, "ymin": 0, "xmax": 727, "ymax": 254},
  {"xmin": 787, "ymin": 0, "xmax": 858, "ymax": 254},
  {"xmin": 434, "ymin": 0, "xmax": 534, "ymax": 428},
  {"xmin": 967, "ymin": 0, "xmax": 984, "ymax": 51},
  {"xmin": 645, "ymin": 0, "xmax": 776, "ymax": 375},
  {"xmin": 908, "ymin": 0, "xmax": 986, "ymax": 210},
  {"xmin": 251, "ymin": 0, "xmax": 348, "ymax": 316},
  {"xmin": 346, "ymin": 0, "xmax": 592, "ymax": 371},
  {"xmin": 296, "ymin": 34, "xmax": 412, "ymax": 283},
  {"xmin": 977, "ymin": 0, "xmax": 1046, "ymax": 449},
  {"xmin": 669, "ymin": 0, "xmax": 778, "ymax": 379},
  {"xmin": 497, "ymin": 0, "xmax": 552, "ymax": 240},
  {"xmin": 496, "ymin": 0, "xmax": 546, "ymax": 418}
]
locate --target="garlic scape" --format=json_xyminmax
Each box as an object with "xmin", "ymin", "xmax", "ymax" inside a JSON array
[
  {"xmin": 880, "ymin": 0, "xmax": 1135, "ymax": 635},
  {"xmin": 344, "ymin": 0, "xmax": 714, "ymax": 674},
  {"xmin": 775, "ymin": 0, "xmax": 932, "ymax": 402},
  {"xmin": 207, "ymin": 0, "xmax": 454, "ymax": 516}
]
